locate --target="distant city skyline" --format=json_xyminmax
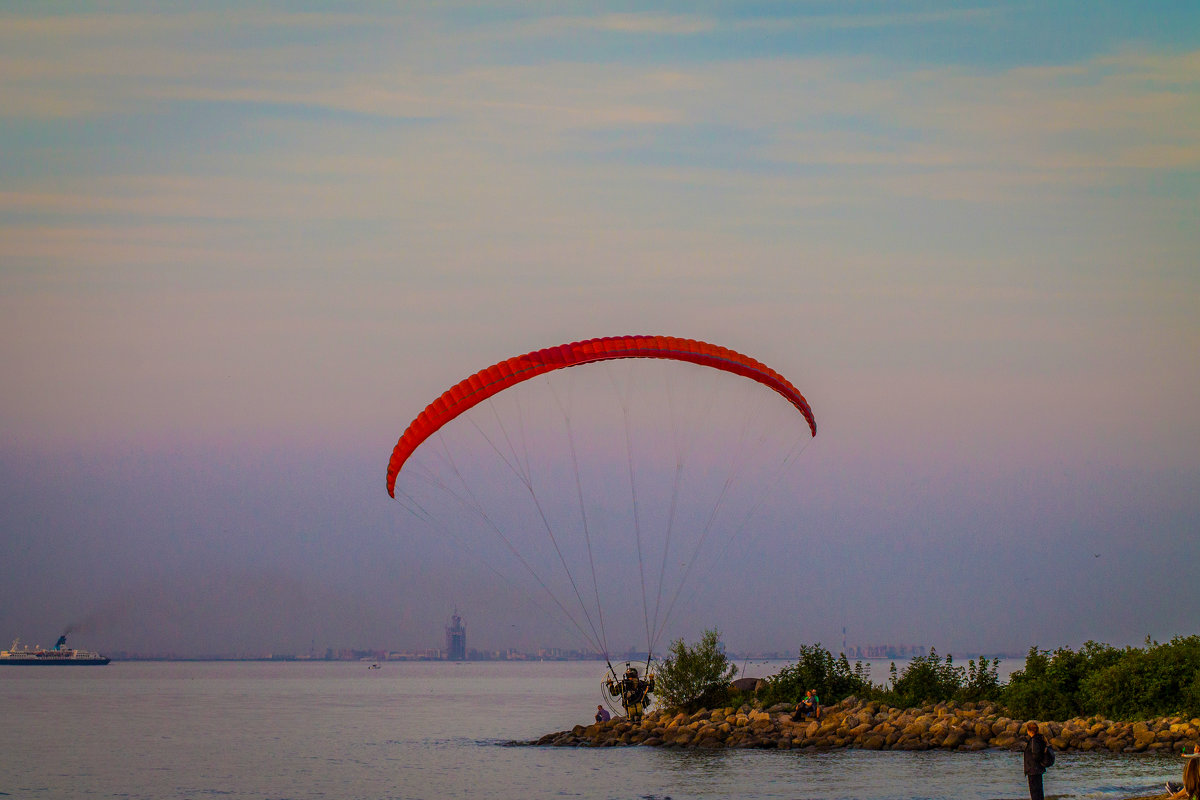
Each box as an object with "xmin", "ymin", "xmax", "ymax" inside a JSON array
[{"xmin": 90, "ymin": 606, "xmax": 1012, "ymax": 665}]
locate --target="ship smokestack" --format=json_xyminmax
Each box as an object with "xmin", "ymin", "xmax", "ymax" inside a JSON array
[{"xmin": 54, "ymin": 635, "xmax": 67, "ymax": 650}]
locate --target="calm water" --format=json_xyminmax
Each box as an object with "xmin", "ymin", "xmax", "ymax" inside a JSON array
[{"xmin": 0, "ymin": 661, "xmax": 1181, "ymax": 799}]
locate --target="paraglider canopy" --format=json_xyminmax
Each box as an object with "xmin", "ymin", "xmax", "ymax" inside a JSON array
[{"xmin": 386, "ymin": 335, "xmax": 815, "ymax": 497}]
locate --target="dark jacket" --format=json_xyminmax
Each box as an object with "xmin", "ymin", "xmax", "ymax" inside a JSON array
[
  {"xmin": 609, "ymin": 676, "xmax": 652, "ymax": 706},
  {"xmin": 1021, "ymin": 733, "xmax": 1048, "ymax": 776}
]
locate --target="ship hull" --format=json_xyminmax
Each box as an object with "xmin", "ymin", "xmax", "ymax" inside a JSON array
[
  {"xmin": 3, "ymin": 636, "xmax": 110, "ymax": 665},
  {"xmin": 0, "ymin": 657, "xmax": 110, "ymax": 665}
]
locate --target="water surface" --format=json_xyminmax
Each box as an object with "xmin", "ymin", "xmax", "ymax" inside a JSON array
[{"xmin": 0, "ymin": 661, "xmax": 1180, "ymax": 799}]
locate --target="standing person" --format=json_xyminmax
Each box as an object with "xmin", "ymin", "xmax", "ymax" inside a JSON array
[
  {"xmin": 606, "ymin": 664, "xmax": 654, "ymax": 723},
  {"xmin": 1019, "ymin": 722, "xmax": 1049, "ymax": 800},
  {"xmin": 595, "ymin": 704, "xmax": 611, "ymax": 724}
]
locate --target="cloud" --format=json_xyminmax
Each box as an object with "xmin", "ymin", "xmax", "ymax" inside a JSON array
[
  {"xmin": 587, "ymin": 13, "xmax": 716, "ymax": 35},
  {"xmin": 4, "ymin": 4, "xmax": 1195, "ymax": 190},
  {"xmin": 730, "ymin": 6, "xmax": 1005, "ymax": 33}
]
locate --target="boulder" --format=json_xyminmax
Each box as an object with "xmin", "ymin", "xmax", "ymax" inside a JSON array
[
  {"xmin": 940, "ymin": 730, "xmax": 965, "ymax": 749},
  {"xmin": 848, "ymin": 722, "xmax": 873, "ymax": 739},
  {"xmin": 1104, "ymin": 736, "xmax": 1127, "ymax": 752},
  {"xmin": 731, "ymin": 677, "xmax": 762, "ymax": 693},
  {"xmin": 1133, "ymin": 730, "xmax": 1157, "ymax": 749},
  {"xmin": 532, "ymin": 701, "xmax": 1200, "ymax": 753},
  {"xmin": 895, "ymin": 736, "xmax": 928, "ymax": 751}
]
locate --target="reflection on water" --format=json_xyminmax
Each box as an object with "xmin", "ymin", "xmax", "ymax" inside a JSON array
[{"xmin": 0, "ymin": 660, "xmax": 1180, "ymax": 800}]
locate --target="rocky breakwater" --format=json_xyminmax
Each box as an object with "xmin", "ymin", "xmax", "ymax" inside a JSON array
[{"xmin": 531, "ymin": 697, "xmax": 1200, "ymax": 752}]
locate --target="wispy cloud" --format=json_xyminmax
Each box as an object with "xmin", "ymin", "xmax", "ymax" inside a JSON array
[
  {"xmin": 587, "ymin": 13, "xmax": 716, "ymax": 35},
  {"xmin": 729, "ymin": 6, "xmax": 1006, "ymax": 33}
]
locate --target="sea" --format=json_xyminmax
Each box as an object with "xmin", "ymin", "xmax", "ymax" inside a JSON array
[{"xmin": 0, "ymin": 660, "xmax": 1183, "ymax": 800}]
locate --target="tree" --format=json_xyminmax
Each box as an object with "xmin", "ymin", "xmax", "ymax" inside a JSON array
[
  {"xmin": 1081, "ymin": 636, "xmax": 1200, "ymax": 719},
  {"xmin": 655, "ymin": 628, "xmax": 738, "ymax": 712},
  {"xmin": 1003, "ymin": 642, "xmax": 1122, "ymax": 720},
  {"xmin": 758, "ymin": 643, "xmax": 875, "ymax": 707},
  {"xmin": 960, "ymin": 656, "xmax": 1003, "ymax": 703},
  {"xmin": 888, "ymin": 649, "xmax": 964, "ymax": 708}
]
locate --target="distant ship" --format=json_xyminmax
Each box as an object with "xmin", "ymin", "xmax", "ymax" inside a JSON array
[{"xmin": 1, "ymin": 635, "xmax": 110, "ymax": 665}]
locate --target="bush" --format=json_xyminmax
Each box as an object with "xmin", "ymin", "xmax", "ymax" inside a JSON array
[
  {"xmin": 1082, "ymin": 637, "xmax": 1200, "ymax": 720},
  {"xmin": 655, "ymin": 628, "xmax": 738, "ymax": 712},
  {"xmin": 886, "ymin": 649, "xmax": 964, "ymax": 708},
  {"xmin": 672, "ymin": 634, "xmax": 1200, "ymax": 720},
  {"xmin": 960, "ymin": 656, "xmax": 1003, "ymax": 703},
  {"xmin": 1000, "ymin": 638, "xmax": 1200, "ymax": 721},
  {"xmin": 1003, "ymin": 642, "xmax": 1121, "ymax": 720},
  {"xmin": 758, "ymin": 643, "xmax": 875, "ymax": 707}
]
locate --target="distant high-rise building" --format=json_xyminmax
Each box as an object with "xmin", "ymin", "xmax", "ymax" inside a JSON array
[{"xmin": 445, "ymin": 610, "xmax": 466, "ymax": 661}]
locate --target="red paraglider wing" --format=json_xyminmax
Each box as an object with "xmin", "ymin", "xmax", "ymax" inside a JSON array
[{"xmin": 386, "ymin": 335, "xmax": 816, "ymax": 497}]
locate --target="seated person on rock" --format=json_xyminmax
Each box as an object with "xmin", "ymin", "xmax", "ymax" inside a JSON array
[{"xmin": 795, "ymin": 689, "xmax": 821, "ymax": 721}]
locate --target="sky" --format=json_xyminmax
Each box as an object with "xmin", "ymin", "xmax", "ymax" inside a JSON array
[{"xmin": 1, "ymin": 1, "xmax": 1197, "ymax": 660}]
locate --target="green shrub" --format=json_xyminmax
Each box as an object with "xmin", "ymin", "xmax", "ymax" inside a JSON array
[
  {"xmin": 1003, "ymin": 645, "xmax": 1089, "ymax": 720},
  {"xmin": 886, "ymin": 649, "xmax": 964, "ymax": 708},
  {"xmin": 758, "ymin": 643, "xmax": 875, "ymax": 707},
  {"xmin": 1000, "ymin": 638, "xmax": 1200, "ymax": 721},
  {"xmin": 1082, "ymin": 637, "xmax": 1200, "ymax": 719},
  {"xmin": 655, "ymin": 628, "xmax": 738, "ymax": 712},
  {"xmin": 674, "ymin": 634, "xmax": 1200, "ymax": 720},
  {"xmin": 960, "ymin": 656, "xmax": 1003, "ymax": 703}
]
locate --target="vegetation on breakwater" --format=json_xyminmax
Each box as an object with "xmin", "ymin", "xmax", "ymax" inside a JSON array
[
  {"xmin": 655, "ymin": 630, "xmax": 1200, "ymax": 723},
  {"xmin": 755, "ymin": 636, "xmax": 1200, "ymax": 722},
  {"xmin": 655, "ymin": 629, "xmax": 739, "ymax": 711}
]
